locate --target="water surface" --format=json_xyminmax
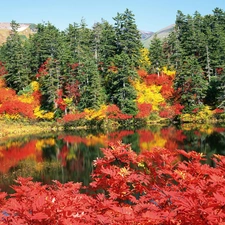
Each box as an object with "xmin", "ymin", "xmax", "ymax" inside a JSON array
[{"xmin": 0, "ymin": 124, "xmax": 224, "ymax": 193}]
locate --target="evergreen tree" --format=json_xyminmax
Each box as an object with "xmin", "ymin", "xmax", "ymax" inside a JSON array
[
  {"xmin": 2, "ymin": 21, "xmax": 32, "ymax": 91},
  {"xmin": 38, "ymin": 58, "xmax": 62, "ymax": 111},
  {"xmin": 174, "ymin": 56, "xmax": 208, "ymax": 111},
  {"xmin": 72, "ymin": 20, "xmax": 105, "ymax": 111},
  {"xmin": 77, "ymin": 54, "xmax": 105, "ymax": 111},
  {"xmin": 29, "ymin": 22, "xmax": 61, "ymax": 70},
  {"xmin": 107, "ymin": 52, "xmax": 138, "ymax": 115},
  {"xmin": 149, "ymin": 35, "xmax": 164, "ymax": 75},
  {"xmin": 113, "ymin": 8, "xmax": 142, "ymax": 66}
]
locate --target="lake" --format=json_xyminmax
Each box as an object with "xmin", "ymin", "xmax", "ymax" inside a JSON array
[{"xmin": 0, "ymin": 123, "xmax": 225, "ymax": 193}]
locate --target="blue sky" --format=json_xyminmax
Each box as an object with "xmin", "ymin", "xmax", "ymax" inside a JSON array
[{"xmin": 1, "ymin": 0, "xmax": 225, "ymax": 31}]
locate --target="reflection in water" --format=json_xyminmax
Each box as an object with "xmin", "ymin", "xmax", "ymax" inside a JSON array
[{"xmin": 0, "ymin": 125, "xmax": 225, "ymax": 193}]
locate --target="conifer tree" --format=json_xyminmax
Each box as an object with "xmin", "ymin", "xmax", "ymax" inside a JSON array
[
  {"xmin": 2, "ymin": 21, "xmax": 31, "ymax": 91},
  {"xmin": 149, "ymin": 35, "xmax": 164, "ymax": 75},
  {"xmin": 174, "ymin": 56, "xmax": 208, "ymax": 110}
]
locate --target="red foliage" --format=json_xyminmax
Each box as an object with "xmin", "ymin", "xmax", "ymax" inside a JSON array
[
  {"xmin": 0, "ymin": 99, "xmax": 35, "ymax": 118},
  {"xmin": 140, "ymin": 73, "xmax": 176, "ymax": 100},
  {"xmin": 0, "ymin": 140, "xmax": 41, "ymax": 173},
  {"xmin": 65, "ymin": 81, "xmax": 80, "ymax": 105},
  {"xmin": 192, "ymin": 108, "xmax": 199, "ymax": 114},
  {"xmin": 62, "ymin": 112, "xmax": 86, "ymax": 122},
  {"xmin": 1, "ymin": 142, "xmax": 225, "ymax": 224},
  {"xmin": 107, "ymin": 105, "xmax": 133, "ymax": 120},
  {"xmin": 109, "ymin": 130, "xmax": 134, "ymax": 142},
  {"xmin": 36, "ymin": 59, "xmax": 50, "ymax": 78},
  {"xmin": 159, "ymin": 103, "xmax": 184, "ymax": 119},
  {"xmin": 55, "ymin": 89, "xmax": 66, "ymax": 111},
  {"xmin": 0, "ymin": 88, "xmax": 16, "ymax": 104},
  {"xmin": 0, "ymin": 61, "xmax": 7, "ymax": 77},
  {"xmin": 135, "ymin": 103, "xmax": 152, "ymax": 118},
  {"xmin": 213, "ymin": 108, "xmax": 224, "ymax": 114},
  {"xmin": 32, "ymin": 90, "xmax": 42, "ymax": 107}
]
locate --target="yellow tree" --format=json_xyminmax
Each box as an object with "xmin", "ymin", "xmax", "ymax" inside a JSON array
[{"xmin": 139, "ymin": 48, "xmax": 151, "ymax": 70}]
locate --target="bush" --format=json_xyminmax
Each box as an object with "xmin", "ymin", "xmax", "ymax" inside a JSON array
[{"xmin": 1, "ymin": 142, "xmax": 225, "ymax": 224}]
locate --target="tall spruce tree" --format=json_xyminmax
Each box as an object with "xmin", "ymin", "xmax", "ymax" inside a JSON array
[
  {"xmin": 107, "ymin": 52, "xmax": 138, "ymax": 115},
  {"xmin": 29, "ymin": 22, "xmax": 61, "ymax": 70},
  {"xmin": 149, "ymin": 35, "xmax": 164, "ymax": 75},
  {"xmin": 174, "ymin": 55, "xmax": 208, "ymax": 111},
  {"xmin": 105, "ymin": 9, "xmax": 141, "ymax": 115},
  {"xmin": 113, "ymin": 8, "xmax": 142, "ymax": 65},
  {"xmin": 74, "ymin": 19, "xmax": 105, "ymax": 111},
  {"xmin": 2, "ymin": 21, "xmax": 31, "ymax": 91}
]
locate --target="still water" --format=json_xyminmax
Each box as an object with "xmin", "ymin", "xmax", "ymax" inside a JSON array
[{"xmin": 0, "ymin": 124, "xmax": 225, "ymax": 193}]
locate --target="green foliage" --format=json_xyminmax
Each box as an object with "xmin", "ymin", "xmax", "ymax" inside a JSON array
[
  {"xmin": 174, "ymin": 55, "xmax": 208, "ymax": 111},
  {"xmin": 149, "ymin": 35, "xmax": 164, "ymax": 73},
  {"xmin": 0, "ymin": 8, "xmax": 225, "ymax": 118}
]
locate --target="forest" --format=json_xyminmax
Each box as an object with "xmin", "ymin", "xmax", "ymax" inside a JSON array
[
  {"xmin": 0, "ymin": 8, "xmax": 224, "ymax": 127},
  {"xmin": 1, "ymin": 7, "xmax": 225, "ymax": 224}
]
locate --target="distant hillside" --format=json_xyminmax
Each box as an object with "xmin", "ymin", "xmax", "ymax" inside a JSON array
[
  {"xmin": 0, "ymin": 22, "xmax": 36, "ymax": 45},
  {"xmin": 0, "ymin": 22, "xmax": 174, "ymax": 48},
  {"xmin": 139, "ymin": 30, "xmax": 154, "ymax": 41},
  {"xmin": 142, "ymin": 24, "xmax": 175, "ymax": 48}
]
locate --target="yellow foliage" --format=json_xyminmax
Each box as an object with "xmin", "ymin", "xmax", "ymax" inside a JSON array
[
  {"xmin": 64, "ymin": 97, "xmax": 73, "ymax": 106},
  {"xmin": 18, "ymin": 94, "xmax": 34, "ymax": 104},
  {"xmin": 140, "ymin": 132, "xmax": 166, "ymax": 151},
  {"xmin": 133, "ymin": 80, "xmax": 164, "ymax": 110},
  {"xmin": 181, "ymin": 106, "xmax": 214, "ymax": 123},
  {"xmin": 34, "ymin": 106, "xmax": 54, "ymax": 120},
  {"xmin": 30, "ymin": 81, "xmax": 40, "ymax": 91},
  {"xmin": 2, "ymin": 114, "xmax": 22, "ymax": 120},
  {"xmin": 85, "ymin": 134, "xmax": 108, "ymax": 146},
  {"xmin": 162, "ymin": 66, "xmax": 176, "ymax": 76},
  {"xmin": 84, "ymin": 105, "xmax": 107, "ymax": 121},
  {"xmin": 181, "ymin": 123, "xmax": 214, "ymax": 134},
  {"xmin": 36, "ymin": 138, "xmax": 55, "ymax": 151},
  {"xmin": 119, "ymin": 167, "xmax": 130, "ymax": 177},
  {"xmin": 139, "ymin": 48, "xmax": 151, "ymax": 69}
]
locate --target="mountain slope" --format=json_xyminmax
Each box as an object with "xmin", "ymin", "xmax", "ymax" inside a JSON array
[
  {"xmin": 0, "ymin": 23, "xmax": 36, "ymax": 45},
  {"xmin": 142, "ymin": 24, "xmax": 175, "ymax": 48}
]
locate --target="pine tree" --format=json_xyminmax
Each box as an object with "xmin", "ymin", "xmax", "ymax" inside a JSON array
[
  {"xmin": 3, "ymin": 21, "xmax": 32, "ymax": 92},
  {"xmin": 149, "ymin": 35, "xmax": 164, "ymax": 75},
  {"xmin": 29, "ymin": 22, "xmax": 61, "ymax": 70},
  {"xmin": 113, "ymin": 8, "xmax": 142, "ymax": 66},
  {"xmin": 174, "ymin": 55, "xmax": 208, "ymax": 111},
  {"xmin": 107, "ymin": 52, "xmax": 138, "ymax": 115}
]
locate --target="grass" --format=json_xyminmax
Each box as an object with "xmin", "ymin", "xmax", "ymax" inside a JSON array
[{"xmin": 0, "ymin": 120, "xmax": 63, "ymax": 138}]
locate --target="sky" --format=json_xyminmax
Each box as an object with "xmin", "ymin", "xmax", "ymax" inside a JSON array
[{"xmin": 1, "ymin": 0, "xmax": 225, "ymax": 32}]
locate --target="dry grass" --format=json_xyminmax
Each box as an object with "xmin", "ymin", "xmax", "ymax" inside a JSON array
[{"xmin": 0, "ymin": 120, "xmax": 63, "ymax": 139}]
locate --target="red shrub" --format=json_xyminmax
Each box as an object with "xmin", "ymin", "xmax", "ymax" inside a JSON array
[
  {"xmin": 1, "ymin": 142, "xmax": 225, "ymax": 224},
  {"xmin": 62, "ymin": 112, "xmax": 86, "ymax": 122},
  {"xmin": 135, "ymin": 103, "xmax": 152, "ymax": 118}
]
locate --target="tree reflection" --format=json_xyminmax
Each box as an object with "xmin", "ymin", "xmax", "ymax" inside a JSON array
[{"xmin": 0, "ymin": 125, "xmax": 225, "ymax": 193}]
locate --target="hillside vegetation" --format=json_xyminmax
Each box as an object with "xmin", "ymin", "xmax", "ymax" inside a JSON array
[
  {"xmin": 142, "ymin": 24, "xmax": 175, "ymax": 48},
  {"xmin": 0, "ymin": 8, "xmax": 224, "ymax": 128}
]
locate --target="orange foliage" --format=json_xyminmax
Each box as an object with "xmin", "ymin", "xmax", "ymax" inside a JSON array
[
  {"xmin": 106, "ymin": 105, "xmax": 133, "ymax": 120},
  {"xmin": 0, "ymin": 140, "xmax": 42, "ymax": 173},
  {"xmin": 135, "ymin": 103, "xmax": 152, "ymax": 118},
  {"xmin": 109, "ymin": 130, "xmax": 134, "ymax": 142},
  {"xmin": 137, "ymin": 69, "xmax": 148, "ymax": 79},
  {"xmin": 62, "ymin": 112, "xmax": 86, "ymax": 122}
]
